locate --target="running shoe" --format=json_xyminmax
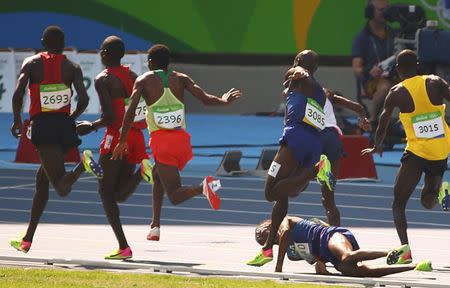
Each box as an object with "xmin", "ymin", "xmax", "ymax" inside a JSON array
[
  {"xmin": 316, "ymin": 155, "xmax": 336, "ymax": 192},
  {"xmin": 140, "ymin": 159, "xmax": 154, "ymax": 184},
  {"xmin": 146, "ymin": 226, "xmax": 160, "ymax": 241},
  {"xmin": 415, "ymin": 260, "xmax": 432, "ymax": 272},
  {"xmin": 82, "ymin": 150, "xmax": 103, "ymax": 179},
  {"xmin": 202, "ymin": 176, "xmax": 221, "ymax": 210},
  {"xmin": 104, "ymin": 246, "xmax": 132, "ymax": 260},
  {"xmin": 386, "ymin": 244, "xmax": 412, "ymax": 265},
  {"xmin": 10, "ymin": 238, "xmax": 31, "ymax": 253},
  {"xmin": 438, "ymin": 181, "xmax": 450, "ymax": 211},
  {"xmin": 246, "ymin": 249, "xmax": 273, "ymax": 266}
]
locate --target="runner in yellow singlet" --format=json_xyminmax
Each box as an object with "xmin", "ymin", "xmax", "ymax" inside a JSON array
[{"xmin": 363, "ymin": 49, "xmax": 450, "ymax": 265}]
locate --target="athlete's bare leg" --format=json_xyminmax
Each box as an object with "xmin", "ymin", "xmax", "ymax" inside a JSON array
[
  {"xmin": 420, "ymin": 174, "xmax": 442, "ymax": 209},
  {"xmin": 115, "ymin": 161, "xmax": 142, "ymax": 203},
  {"xmin": 154, "ymin": 162, "xmax": 202, "ymax": 205},
  {"xmin": 321, "ymin": 159, "xmax": 341, "ymax": 226},
  {"xmin": 37, "ymin": 144, "xmax": 84, "ymax": 197},
  {"xmin": 392, "ymin": 159, "xmax": 422, "ymax": 245},
  {"xmin": 150, "ymin": 170, "xmax": 164, "ymax": 228},
  {"xmin": 98, "ymin": 154, "xmax": 129, "ymax": 249}
]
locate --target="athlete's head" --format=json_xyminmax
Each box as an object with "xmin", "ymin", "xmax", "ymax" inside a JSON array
[
  {"xmin": 41, "ymin": 26, "xmax": 65, "ymax": 54},
  {"xmin": 100, "ymin": 36, "xmax": 125, "ymax": 66},
  {"xmin": 293, "ymin": 50, "xmax": 318, "ymax": 74},
  {"xmin": 396, "ymin": 49, "xmax": 418, "ymax": 80},
  {"xmin": 255, "ymin": 219, "xmax": 272, "ymax": 246},
  {"xmin": 147, "ymin": 44, "xmax": 170, "ymax": 70}
]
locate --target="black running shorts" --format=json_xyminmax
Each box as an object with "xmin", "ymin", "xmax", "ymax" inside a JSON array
[
  {"xmin": 30, "ymin": 113, "xmax": 81, "ymax": 152},
  {"xmin": 401, "ymin": 150, "xmax": 448, "ymax": 177}
]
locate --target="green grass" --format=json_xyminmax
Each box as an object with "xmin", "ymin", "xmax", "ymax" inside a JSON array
[{"xmin": 0, "ymin": 267, "xmax": 345, "ymax": 288}]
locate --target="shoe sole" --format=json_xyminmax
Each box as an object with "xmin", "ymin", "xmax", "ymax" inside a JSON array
[{"xmin": 147, "ymin": 235, "xmax": 160, "ymax": 241}]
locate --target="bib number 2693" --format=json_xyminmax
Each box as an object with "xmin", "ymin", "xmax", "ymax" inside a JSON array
[{"xmin": 40, "ymin": 84, "xmax": 71, "ymax": 111}]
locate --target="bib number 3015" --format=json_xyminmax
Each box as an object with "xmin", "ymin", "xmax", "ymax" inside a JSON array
[
  {"xmin": 40, "ymin": 84, "xmax": 71, "ymax": 111},
  {"xmin": 412, "ymin": 111, "xmax": 445, "ymax": 139},
  {"xmin": 303, "ymin": 98, "xmax": 325, "ymax": 130}
]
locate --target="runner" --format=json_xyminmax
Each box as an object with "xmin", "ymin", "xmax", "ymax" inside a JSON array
[
  {"xmin": 111, "ymin": 44, "xmax": 241, "ymax": 241},
  {"xmin": 318, "ymin": 89, "xmax": 371, "ymax": 226},
  {"xmin": 254, "ymin": 215, "xmax": 432, "ymax": 275},
  {"xmin": 77, "ymin": 36, "xmax": 153, "ymax": 259},
  {"xmin": 362, "ymin": 49, "xmax": 450, "ymax": 264},
  {"xmin": 247, "ymin": 50, "xmax": 335, "ymax": 266},
  {"xmin": 9, "ymin": 25, "xmax": 102, "ymax": 253}
]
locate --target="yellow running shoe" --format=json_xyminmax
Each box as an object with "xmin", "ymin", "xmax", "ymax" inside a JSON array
[
  {"xmin": 415, "ymin": 260, "xmax": 432, "ymax": 272},
  {"xmin": 82, "ymin": 150, "xmax": 103, "ymax": 179},
  {"xmin": 438, "ymin": 181, "xmax": 450, "ymax": 211},
  {"xmin": 140, "ymin": 159, "xmax": 154, "ymax": 184},
  {"xmin": 316, "ymin": 155, "xmax": 336, "ymax": 192},
  {"xmin": 104, "ymin": 247, "xmax": 132, "ymax": 260},
  {"xmin": 386, "ymin": 244, "xmax": 412, "ymax": 265},
  {"xmin": 246, "ymin": 249, "xmax": 273, "ymax": 266}
]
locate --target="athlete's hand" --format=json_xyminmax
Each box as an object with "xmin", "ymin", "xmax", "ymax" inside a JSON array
[
  {"xmin": 111, "ymin": 142, "xmax": 128, "ymax": 160},
  {"xmin": 369, "ymin": 65, "xmax": 383, "ymax": 78},
  {"xmin": 358, "ymin": 117, "xmax": 371, "ymax": 132},
  {"xmin": 11, "ymin": 120, "xmax": 22, "ymax": 138},
  {"xmin": 289, "ymin": 68, "xmax": 309, "ymax": 80},
  {"xmin": 76, "ymin": 121, "xmax": 95, "ymax": 136},
  {"xmin": 222, "ymin": 88, "xmax": 242, "ymax": 103},
  {"xmin": 361, "ymin": 145, "xmax": 383, "ymax": 157}
]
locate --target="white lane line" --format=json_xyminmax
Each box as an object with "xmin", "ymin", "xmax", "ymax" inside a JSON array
[
  {"xmin": 9, "ymin": 186, "xmax": 422, "ymax": 202},
  {"xmin": 0, "ymin": 208, "xmax": 247, "ymax": 226},
  {"xmin": 0, "ymin": 204, "xmax": 449, "ymax": 227},
  {"xmin": 0, "ymin": 183, "xmax": 36, "ymax": 190},
  {"xmin": 0, "ymin": 195, "xmax": 445, "ymax": 216}
]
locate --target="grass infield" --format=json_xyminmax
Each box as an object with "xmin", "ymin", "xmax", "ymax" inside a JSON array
[{"xmin": 0, "ymin": 267, "xmax": 346, "ymax": 288}]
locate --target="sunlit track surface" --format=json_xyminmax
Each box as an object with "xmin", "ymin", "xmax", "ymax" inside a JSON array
[{"xmin": 0, "ymin": 168, "xmax": 449, "ymax": 287}]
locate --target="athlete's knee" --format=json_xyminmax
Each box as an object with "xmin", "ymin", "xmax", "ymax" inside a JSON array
[
  {"xmin": 166, "ymin": 191, "xmax": 182, "ymax": 205},
  {"xmin": 421, "ymin": 193, "xmax": 437, "ymax": 209},
  {"xmin": 54, "ymin": 185, "xmax": 71, "ymax": 198}
]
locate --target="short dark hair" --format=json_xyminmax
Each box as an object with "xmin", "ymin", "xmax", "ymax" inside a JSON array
[
  {"xmin": 255, "ymin": 219, "xmax": 271, "ymax": 246},
  {"xmin": 147, "ymin": 44, "xmax": 170, "ymax": 68},
  {"xmin": 101, "ymin": 36, "xmax": 125, "ymax": 61},
  {"xmin": 396, "ymin": 49, "xmax": 417, "ymax": 70},
  {"xmin": 42, "ymin": 25, "xmax": 64, "ymax": 51}
]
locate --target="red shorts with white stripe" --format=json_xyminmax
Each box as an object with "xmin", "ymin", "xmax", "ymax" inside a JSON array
[{"xmin": 100, "ymin": 128, "xmax": 149, "ymax": 164}]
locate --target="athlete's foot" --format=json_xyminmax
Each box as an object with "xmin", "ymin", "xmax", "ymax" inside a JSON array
[
  {"xmin": 10, "ymin": 238, "xmax": 31, "ymax": 253},
  {"xmin": 202, "ymin": 176, "xmax": 221, "ymax": 210},
  {"xmin": 246, "ymin": 248, "xmax": 273, "ymax": 266},
  {"xmin": 415, "ymin": 260, "xmax": 432, "ymax": 272},
  {"xmin": 438, "ymin": 181, "xmax": 450, "ymax": 211},
  {"xmin": 140, "ymin": 159, "xmax": 154, "ymax": 184},
  {"xmin": 82, "ymin": 150, "xmax": 103, "ymax": 179},
  {"xmin": 316, "ymin": 155, "xmax": 336, "ymax": 192},
  {"xmin": 386, "ymin": 244, "xmax": 412, "ymax": 265},
  {"xmin": 104, "ymin": 246, "xmax": 132, "ymax": 260},
  {"xmin": 146, "ymin": 226, "xmax": 160, "ymax": 241}
]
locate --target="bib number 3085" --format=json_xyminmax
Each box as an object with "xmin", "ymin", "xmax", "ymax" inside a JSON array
[
  {"xmin": 412, "ymin": 111, "xmax": 445, "ymax": 139},
  {"xmin": 303, "ymin": 98, "xmax": 325, "ymax": 130},
  {"xmin": 40, "ymin": 84, "xmax": 71, "ymax": 111}
]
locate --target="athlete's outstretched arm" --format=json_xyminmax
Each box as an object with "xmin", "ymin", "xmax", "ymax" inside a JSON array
[
  {"xmin": 325, "ymin": 90, "xmax": 370, "ymax": 131},
  {"xmin": 111, "ymin": 78, "xmax": 143, "ymax": 160},
  {"xmin": 11, "ymin": 61, "xmax": 31, "ymax": 138},
  {"xmin": 274, "ymin": 217, "xmax": 291, "ymax": 272},
  {"xmin": 183, "ymin": 74, "xmax": 241, "ymax": 105},
  {"xmin": 71, "ymin": 65, "xmax": 89, "ymax": 119},
  {"xmin": 361, "ymin": 88, "xmax": 397, "ymax": 156}
]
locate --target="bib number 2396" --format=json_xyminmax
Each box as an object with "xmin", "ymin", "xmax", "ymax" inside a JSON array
[
  {"xmin": 152, "ymin": 104, "xmax": 184, "ymax": 129},
  {"xmin": 40, "ymin": 84, "xmax": 71, "ymax": 111},
  {"xmin": 303, "ymin": 98, "xmax": 325, "ymax": 130},
  {"xmin": 412, "ymin": 111, "xmax": 445, "ymax": 139}
]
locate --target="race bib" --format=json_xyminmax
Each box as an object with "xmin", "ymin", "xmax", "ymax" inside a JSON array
[
  {"xmin": 293, "ymin": 242, "xmax": 316, "ymax": 264},
  {"xmin": 412, "ymin": 111, "xmax": 445, "ymax": 139},
  {"xmin": 303, "ymin": 98, "xmax": 325, "ymax": 130},
  {"xmin": 40, "ymin": 84, "xmax": 71, "ymax": 112},
  {"xmin": 126, "ymin": 98, "xmax": 147, "ymax": 122},
  {"xmin": 152, "ymin": 104, "xmax": 184, "ymax": 129}
]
